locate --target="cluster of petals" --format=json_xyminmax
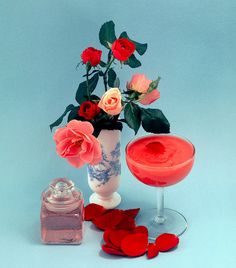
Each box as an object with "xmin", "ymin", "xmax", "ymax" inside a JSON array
[
  {"xmin": 111, "ymin": 38, "xmax": 136, "ymax": 61},
  {"xmin": 53, "ymin": 120, "xmax": 102, "ymax": 168},
  {"xmin": 84, "ymin": 203, "xmax": 179, "ymax": 259},
  {"xmin": 81, "ymin": 47, "xmax": 102, "ymax": 67},
  {"xmin": 98, "ymin": 88, "xmax": 123, "ymax": 116}
]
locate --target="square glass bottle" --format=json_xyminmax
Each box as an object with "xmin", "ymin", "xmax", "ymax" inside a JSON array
[{"xmin": 41, "ymin": 178, "xmax": 84, "ymax": 244}]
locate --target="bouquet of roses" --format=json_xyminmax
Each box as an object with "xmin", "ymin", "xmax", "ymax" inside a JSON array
[{"xmin": 51, "ymin": 21, "xmax": 170, "ymax": 168}]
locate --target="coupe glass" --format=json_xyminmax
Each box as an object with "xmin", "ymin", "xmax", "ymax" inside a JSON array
[{"xmin": 126, "ymin": 134, "xmax": 195, "ymax": 239}]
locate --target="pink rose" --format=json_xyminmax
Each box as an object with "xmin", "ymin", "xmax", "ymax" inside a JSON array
[
  {"xmin": 53, "ymin": 120, "xmax": 102, "ymax": 168},
  {"xmin": 139, "ymin": 89, "xmax": 160, "ymax": 105},
  {"xmin": 98, "ymin": 88, "xmax": 123, "ymax": 115},
  {"xmin": 127, "ymin": 74, "xmax": 160, "ymax": 105},
  {"xmin": 127, "ymin": 74, "xmax": 152, "ymax": 94}
]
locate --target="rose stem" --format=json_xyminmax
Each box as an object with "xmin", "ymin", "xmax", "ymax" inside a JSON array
[
  {"xmin": 103, "ymin": 55, "xmax": 115, "ymax": 92},
  {"xmin": 86, "ymin": 63, "xmax": 90, "ymax": 100}
]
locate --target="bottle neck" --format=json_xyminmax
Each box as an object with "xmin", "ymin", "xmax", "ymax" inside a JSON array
[{"xmin": 43, "ymin": 178, "xmax": 82, "ymax": 213}]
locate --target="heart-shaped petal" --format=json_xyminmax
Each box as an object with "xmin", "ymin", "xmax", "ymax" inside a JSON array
[
  {"xmin": 155, "ymin": 233, "xmax": 179, "ymax": 252},
  {"xmin": 93, "ymin": 209, "xmax": 123, "ymax": 230},
  {"xmin": 116, "ymin": 214, "xmax": 136, "ymax": 230},
  {"xmin": 84, "ymin": 203, "xmax": 106, "ymax": 221},
  {"xmin": 109, "ymin": 229, "xmax": 130, "ymax": 248},
  {"xmin": 147, "ymin": 243, "xmax": 159, "ymax": 259},
  {"xmin": 121, "ymin": 233, "xmax": 148, "ymax": 257},
  {"xmin": 133, "ymin": 226, "xmax": 149, "ymax": 236},
  {"xmin": 102, "ymin": 244, "xmax": 126, "ymax": 256},
  {"xmin": 103, "ymin": 229, "xmax": 120, "ymax": 249},
  {"xmin": 123, "ymin": 208, "xmax": 140, "ymax": 218}
]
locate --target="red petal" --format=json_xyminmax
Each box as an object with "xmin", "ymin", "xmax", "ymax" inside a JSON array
[
  {"xmin": 103, "ymin": 229, "xmax": 111, "ymax": 244},
  {"xmin": 147, "ymin": 243, "xmax": 159, "ymax": 259},
  {"xmin": 121, "ymin": 233, "xmax": 148, "ymax": 257},
  {"xmin": 93, "ymin": 209, "xmax": 123, "ymax": 230},
  {"xmin": 155, "ymin": 233, "xmax": 179, "ymax": 252},
  {"xmin": 123, "ymin": 208, "xmax": 140, "ymax": 218},
  {"xmin": 103, "ymin": 229, "xmax": 119, "ymax": 249},
  {"xmin": 109, "ymin": 229, "xmax": 130, "ymax": 248},
  {"xmin": 102, "ymin": 244, "xmax": 126, "ymax": 256},
  {"xmin": 116, "ymin": 214, "xmax": 136, "ymax": 230},
  {"xmin": 133, "ymin": 226, "xmax": 149, "ymax": 236},
  {"xmin": 84, "ymin": 203, "xmax": 106, "ymax": 221}
]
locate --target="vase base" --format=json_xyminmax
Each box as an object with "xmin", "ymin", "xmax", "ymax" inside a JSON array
[{"xmin": 89, "ymin": 192, "xmax": 121, "ymax": 209}]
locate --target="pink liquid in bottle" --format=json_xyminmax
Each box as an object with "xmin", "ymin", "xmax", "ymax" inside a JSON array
[
  {"xmin": 126, "ymin": 135, "xmax": 195, "ymax": 187},
  {"xmin": 40, "ymin": 178, "xmax": 84, "ymax": 244}
]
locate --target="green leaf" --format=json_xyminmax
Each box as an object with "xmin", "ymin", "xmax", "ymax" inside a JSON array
[
  {"xmin": 124, "ymin": 54, "xmax": 141, "ymax": 68},
  {"xmin": 119, "ymin": 31, "xmax": 147, "ymax": 55},
  {"xmin": 123, "ymin": 90, "xmax": 133, "ymax": 95},
  {"xmin": 141, "ymin": 108, "xmax": 170, "ymax": 134},
  {"xmin": 99, "ymin": 61, "xmax": 107, "ymax": 67},
  {"xmin": 75, "ymin": 73, "xmax": 99, "ymax": 104},
  {"xmin": 99, "ymin": 21, "xmax": 116, "ymax": 49},
  {"xmin": 124, "ymin": 102, "xmax": 141, "ymax": 134},
  {"xmin": 67, "ymin": 106, "xmax": 80, "ymax": 122},
  {"xmin": 113, "ymin": 77, "xmax": 120, "ymax": 88},
  {"xmin": 108, "ymin": 68, "xmax": 117, "ymax": 87},
  {"xmin": 90, "ymin": 94, "xmax": 100, "ymax": 101},
  {"xmin": 50, "ymin": 104, "xmax": 75, "ymax": 131},
  {"xmin": 125, "ymin": 90, "xmax": 141, "ymax": 101},
  {"xmin": 147, "ymin": 77, "xmax": 161, "ymax": 93}
]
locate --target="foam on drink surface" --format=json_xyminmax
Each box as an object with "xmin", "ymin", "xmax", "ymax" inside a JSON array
[{"xmin": 127, "ymin": 135, "xmax": 193, "ymax": 167}]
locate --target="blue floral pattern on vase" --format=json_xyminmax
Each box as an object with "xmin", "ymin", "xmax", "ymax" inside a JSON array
[{"xmin": 88, "ymin": 142, "xmax": 121, "ymax": 186}]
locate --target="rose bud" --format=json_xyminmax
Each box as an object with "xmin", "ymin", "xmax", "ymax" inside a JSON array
[{"xmin": 127, "ymin": 74, "xmax": 160, "ymax": 105}]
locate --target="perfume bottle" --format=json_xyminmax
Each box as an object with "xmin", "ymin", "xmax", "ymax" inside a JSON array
[{"xmin": 40, "ymin": 178, "xmax": 84, "ymax": 244}]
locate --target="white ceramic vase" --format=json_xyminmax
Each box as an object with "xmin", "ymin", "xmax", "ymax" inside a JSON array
[{"xmin": 87, "ymin": 129, "xmax": 121, "ymax": 209}]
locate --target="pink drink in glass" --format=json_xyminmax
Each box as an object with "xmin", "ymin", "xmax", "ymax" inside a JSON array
[
  {"xmin": 126, "ymin": 135, "xmax": 195, "ymax": 187},
  {"xmin": 126, "ymin": 134, "xmax": 195, "ymax": 238}
]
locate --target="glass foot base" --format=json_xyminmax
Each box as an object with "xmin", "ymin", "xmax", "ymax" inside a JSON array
[{"xmin": 136, "ymin": 208, "xmax": 187, "ymax": 240}]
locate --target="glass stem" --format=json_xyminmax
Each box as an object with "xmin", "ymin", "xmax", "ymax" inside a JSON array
[{"xmin": 155, "ymin": 187, "xmax": 165, "ymax": 224}]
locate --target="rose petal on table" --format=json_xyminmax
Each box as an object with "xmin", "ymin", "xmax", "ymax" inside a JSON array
[
  {"xmin": 123, "ymin": 208, "xmax": 140, "ymax": 218},
  {"xmin": 116, "ymin": 214, "xmax": 136, "ymax": 230},
  {"xmin": 155, "ymin": 233, "xmax": 179, "ymax": 252},
  {"xmin": 92, "ymin": 209, "xmax": 123, "ymax": 230},
  {"xmin": 103, "ymin": 229, "xmax": 119, "ymax": 249},
  {"xmin": 103, "ymin": 229, "xmax": 111, "ymax": 244},
  {"xmin": 133, "ymin": 226, "xmax": 149, "ymax": 236},
  {"xmin": 121, "ymin": 233, "xmax": 148, "ymax": 257},
  {"xmin": 84, "ymin": 203, "xmax": 106, "ymax": 221},
  {"xmin": 109, "ymin": 229, "xmax": 130, "ymax": 248},
  {"xmin": 102, "ymin": 244, "xmax": 126, "ymax": 256},
  {"xmin": 147, "ymin": 243, "xmax": 159, "ymax": 259}
]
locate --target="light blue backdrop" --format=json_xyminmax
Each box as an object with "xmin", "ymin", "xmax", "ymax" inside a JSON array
[{"xmin": 0, "ymin": 0, "xmax": 235, "ymax": 267}]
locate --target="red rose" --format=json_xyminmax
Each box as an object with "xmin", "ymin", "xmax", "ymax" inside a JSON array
[
  {"xmin": 111, "ymin": 38, "xmax": 136, "ymax": 61},
  {"xmin": 81, "ymin": 47, "xmax": 102, "ymax": 67},
  {"xmin": 78, "ymin": 101, "xmax": 101, "ymax": 120}
]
